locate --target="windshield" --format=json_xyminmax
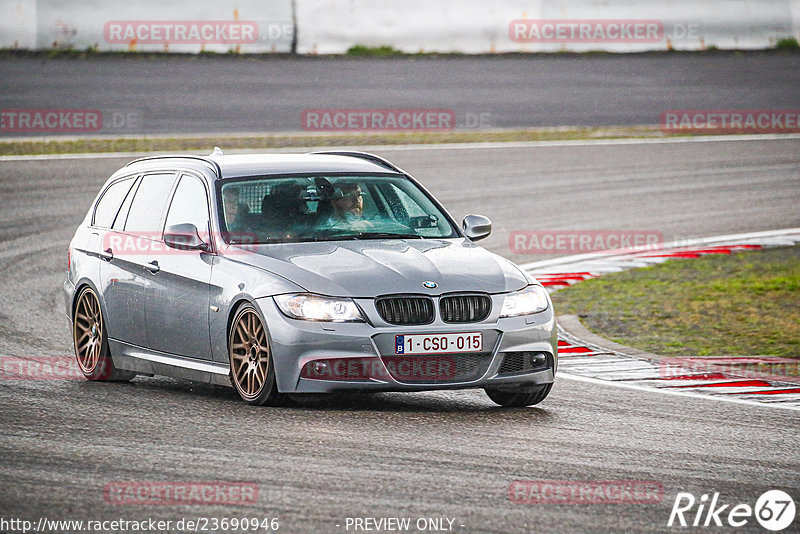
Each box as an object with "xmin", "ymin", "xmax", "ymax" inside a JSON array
[{"xmin": 217, "ymin": 174, "xmax": 459, "ymax": 244}]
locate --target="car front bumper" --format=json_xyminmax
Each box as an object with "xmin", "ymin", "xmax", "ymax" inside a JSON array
[
  {"xmin": 256, "ymin": 296, "xmax": 558, "ymax": 394},
  {"xmin": 63, "ymin": 276, "xmax": 75, "ymax": 319}
]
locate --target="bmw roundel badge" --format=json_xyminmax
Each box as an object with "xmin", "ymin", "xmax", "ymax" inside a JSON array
[{"xmin": 422, "ymin": 281, "xmax": 438, "ymax": 289}]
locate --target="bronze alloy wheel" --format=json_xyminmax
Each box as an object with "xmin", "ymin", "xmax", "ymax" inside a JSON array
[
  {"xmin": 74, "ymin": 288, "xmax": 104, "ymax": 375},
  {"xmin": 229, "ymin": 304, "xmax": 283, "ymax": 405},
  {"xmin": 72, "ymin": 287, "xmax": 135, "ymax": 381}
]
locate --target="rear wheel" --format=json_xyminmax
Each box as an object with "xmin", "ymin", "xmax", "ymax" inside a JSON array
[
  {"xmin": 485, "ymin": 383, "xmax": 552, "ymax": 407},
  {"xmin": 229, "ymin": 304, "xmax": 285, "ymax": 406},
  {"xmin": 72, "ymin": 287, "xmax": 135, "ymax": 381}
]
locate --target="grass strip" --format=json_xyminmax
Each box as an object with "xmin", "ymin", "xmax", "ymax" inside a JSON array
[
  {"xmin": 551, "ymin": 246, "xmax": 800, "ymax": 358},
  {"xmin": 0, "ymin": 126, "xmax": 703, "ymax": 155}
]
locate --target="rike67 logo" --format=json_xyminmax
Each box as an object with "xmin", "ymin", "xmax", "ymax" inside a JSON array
[{"xmin": 668, "ymin": 490, "xmax": 795, "ymax": 531}]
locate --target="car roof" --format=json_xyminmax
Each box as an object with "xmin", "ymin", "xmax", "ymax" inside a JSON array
[{"xmin": 122, "ymin": 151, "xmax": 402, "ymax": 180}]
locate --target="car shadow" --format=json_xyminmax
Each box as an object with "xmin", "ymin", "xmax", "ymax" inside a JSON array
[
  {"xmin": 288, "ymin": 391, "xmax": 555, "ymax": 417},
  {"xmin": 102, "ymin": 376, "xmax": 555, "ymax": 419}
]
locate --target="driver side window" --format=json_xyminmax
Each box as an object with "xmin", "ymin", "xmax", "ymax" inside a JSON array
[{"xmin": 164, "ymin": 175, "xmax": 210, "ymax": 237}]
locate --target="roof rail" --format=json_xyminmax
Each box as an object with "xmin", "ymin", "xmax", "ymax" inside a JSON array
[
  {"xmin": 309, "ymin": 150, "xmax": 404, "ymax": 174},
  {"xmin": 125, "ymin": 154, "xmax": 222, "ymax": 178}
]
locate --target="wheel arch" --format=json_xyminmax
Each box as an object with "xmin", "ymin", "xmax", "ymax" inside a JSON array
[
  {"xmin": 225, "ymin": 297, "xmax": 260, "ymax": 352},
  {"xmin": 70, "ymin": 278, "xmax": 105, "ymax": 321}
]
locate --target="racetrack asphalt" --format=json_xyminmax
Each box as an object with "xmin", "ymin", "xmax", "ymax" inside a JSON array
[
  {"xmin": 0, "ymin": 136, "xmax": 798, "ymax": 532},
  {"xmin": 1, "ymin": 53, "xmax": 799, "ymax": 134}
]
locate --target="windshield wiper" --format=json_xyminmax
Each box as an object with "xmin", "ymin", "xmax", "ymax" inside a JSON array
[
  {"xmin": 351, "ymin": 232, "xmax": 423, "ymax": 240},
  {"xmin": 290, "ymin": 233, "xmax": 424, "ymax": 243}
]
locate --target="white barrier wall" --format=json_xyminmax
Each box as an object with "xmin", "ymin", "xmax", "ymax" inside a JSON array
[
  {"xmin": 295, "ymin": 0, "xmax": 800, "ymax": 53},
  {"xmin": 1, "ymin": 0, "xmax": 294, "ymax": 53},
  {"xmin": 0, "ymin": 0, "xmax": 37, "ymax": 49},
  {"xmin": 1, "ymin": 0, "xmax": 798, "ymax": 53}
]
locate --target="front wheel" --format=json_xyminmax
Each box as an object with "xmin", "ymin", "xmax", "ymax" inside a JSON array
[
  {"xmin": 485, "ymin": 383, "xmax": 552, "ymax": 407},
  {"xmin": 72, "ymin": 287, "xmax": 135, "ymax": 381},
  {"xmin": 228, "ymin": 304, "xmax": 286, "ymax": 406}
]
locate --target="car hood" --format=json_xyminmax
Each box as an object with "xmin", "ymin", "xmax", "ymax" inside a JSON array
[{"xmin": 226, "ymin": 238, "xmax": 530, "ymax": 297}]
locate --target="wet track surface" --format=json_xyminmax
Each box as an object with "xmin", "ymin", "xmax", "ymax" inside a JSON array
[
  {"xmin": 0, "ymin": 138, "xmax": 799, "ymax": 532},
  {"xmin": 2, "ymin": 53, "xmax": 800, "ymax": 133}
]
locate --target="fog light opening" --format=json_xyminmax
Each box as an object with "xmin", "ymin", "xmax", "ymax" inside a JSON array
[
  {"xmin": 529, "ymin": 352, "xmax": 548, "ymax": 367},
  {"xmin": 300, "ymin": 357, "xmax": 378, "ymax": 382}
]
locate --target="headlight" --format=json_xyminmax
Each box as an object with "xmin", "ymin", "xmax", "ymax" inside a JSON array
[
  {"xmin": 500, "ymin": 285, "xmax": 549, "ymax": 317},
  {"xmin": 273, "ymin": 293, "xmax": 364, "ymax": 322}
]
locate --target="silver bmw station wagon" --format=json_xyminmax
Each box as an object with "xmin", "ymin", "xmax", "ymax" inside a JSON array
[{"xmin": 64, "ymin": 150, "xmax": 557, "ymax": 407}]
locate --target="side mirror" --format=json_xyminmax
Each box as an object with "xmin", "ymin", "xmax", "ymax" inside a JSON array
[
  {"xmin": 164, "ymin": 223, "xmax": 209, "ymax": 251},
  {"xmin": 462, "ymin": 214, "xmax": 492, "ymax": 241}
]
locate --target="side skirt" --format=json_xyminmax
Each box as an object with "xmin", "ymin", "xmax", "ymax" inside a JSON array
[{"xmin": 109, "ymin": 339, "xmax": 232, "ymax": 387}]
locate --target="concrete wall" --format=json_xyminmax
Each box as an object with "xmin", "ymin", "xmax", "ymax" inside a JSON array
[
  {"xmin": 0, "ymin": 0, "xmax": 37, "ymax": 49},
  {"xmin": 1, "ymin": 0, "xmax": 798, "ymax": 53},
  {"xmin": 1, "ymin": 0, "xmax": 294, "ymax": 53},
  {"xmin": 296, "ymin": 0, "xmax": 800, "ymax": 53}
]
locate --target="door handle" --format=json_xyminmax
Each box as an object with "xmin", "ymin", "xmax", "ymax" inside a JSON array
[
  {"xmin": 99, "ymin": 248, "xmax": 113, "ymax": 261},
  {"xmin": 145, "ymin": 260, "xmax": 160, "ymax": 273}
]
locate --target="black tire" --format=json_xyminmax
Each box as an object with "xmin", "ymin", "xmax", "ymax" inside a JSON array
[
  {"xmin": 228, "ymin": 303, "xmax": 286, "ymax": 406},
  {"xmin": 72, "ymin": 287, "xmax": 136, "ymax": 382},
  {"xmin": 484, "ymin": 383, "xmax": 552, "ymax": 407}
]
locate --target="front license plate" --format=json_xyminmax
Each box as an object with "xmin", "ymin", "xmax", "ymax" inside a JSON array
[{"xmin": 395, "ymin": 332, "xmax": 482, "ymax": 355}]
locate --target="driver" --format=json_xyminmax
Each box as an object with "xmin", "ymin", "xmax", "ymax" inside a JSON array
[{"xmin": 321, "ymin": 182, "xmax": 373, "ymax": 231}]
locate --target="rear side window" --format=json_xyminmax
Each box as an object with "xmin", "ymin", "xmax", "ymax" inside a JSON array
[
  {"xmin": 123, "ymin": 173, "xmax": 177, "ymax": 234},
  {"xmin": 112, "ymin": 177, "xmax": 140, "ymax": 230},
  {"xmin": 92, "ymin": 177, "xmax": 136, "ymax": 228}
]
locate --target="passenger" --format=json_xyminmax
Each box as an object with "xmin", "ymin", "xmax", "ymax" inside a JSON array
[
  {"xmin": 222, "ymin": 187, "xmax": 249, "ymax": 236},
  {"xmin": 260, "ymin": 184, "xmax": 308, "ymax": 238}
]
